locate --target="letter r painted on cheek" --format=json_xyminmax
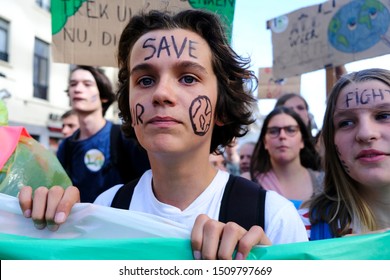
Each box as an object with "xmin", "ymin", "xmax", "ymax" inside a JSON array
[
  {"xmin": 131, "ymin": 103, "xmax": 145, "ymax": 126},
  {"xmin": 189, "ymin": 96, "xmax": 212, "ymax": 136}
]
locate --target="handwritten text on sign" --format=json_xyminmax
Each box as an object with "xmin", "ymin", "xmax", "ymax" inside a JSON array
[{"xmin": 51, "ymin": 0, "xmax": 235, "ymax": 67}]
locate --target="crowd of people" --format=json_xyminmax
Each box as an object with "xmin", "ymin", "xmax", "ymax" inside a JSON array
[{"xmin": 11, "ymin": 9, "xmax": 390, "ymax": 259}]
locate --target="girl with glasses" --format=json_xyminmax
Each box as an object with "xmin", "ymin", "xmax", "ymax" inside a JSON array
[{"xmin": 242, "ymin": 106, "xmax": 323, "ymax": 209}]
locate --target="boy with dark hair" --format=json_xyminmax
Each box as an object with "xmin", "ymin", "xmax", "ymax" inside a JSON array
[{"xmin": 57, "ymin": 65, "xmax": 149, "ymax": 202}]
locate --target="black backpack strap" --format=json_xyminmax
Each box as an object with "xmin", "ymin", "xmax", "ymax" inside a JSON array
[
  {"xmin": 109, "ymin": 123, "xmax": 122, "ymax": 169},
  {"xmin": 110, "ymin": 124, "xmax": 134, "ymax": 183},
  {"xmin": 110, "ymin": 124, "xmax": 150, "ymax": 183},
  {"xmin": 219, "ymin": 175, "xmax": 266, "ymax": 231},
  {"xmin": 110, "ymin": 178, "xmax": 140, "ymax": 209},
  {"xmin": 62, "ymin": 137, "xmax": 71, "ymax": 176},
  {"xmin": 59, "ymin": 129, "xmax": 80, "ymax": 177}
]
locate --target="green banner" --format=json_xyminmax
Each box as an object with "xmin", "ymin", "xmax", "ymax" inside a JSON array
[{"xmin": 1, "ymin": 231, "xmax": 389, "ymax": 260}]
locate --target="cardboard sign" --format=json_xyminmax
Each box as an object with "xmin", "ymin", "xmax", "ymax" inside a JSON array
[
  {"xmin": 51, "ymin": 0, "xmax": 236, "ymax": 67},
  {"xmin": 257, "ymin": 67, "xmax": 301, "ymax": 99},
  {"xmin": 268, "ymin": 0, "xmax": 390, "ymax": 79}
]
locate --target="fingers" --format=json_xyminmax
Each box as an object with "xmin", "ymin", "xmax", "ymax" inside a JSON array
[
  {"xmin": 235, "ymin": 226, "xmax": 272, "ymax": 260},
  {"xmin": 191, "ymin": 214, "xmax": 212, "ymax": 259},
  {"xmin": 18, "ymin": 185, "xmax": 80, "ymax": 231},
  {"xmin": 45, "ymin": 186, "xmax": 79, "ymax": 231},
  {"xmin": 31, "ymin": 186, "xmax": 50, "ymax": 229},
  {"xmin": 191, "ymin": 214, "xmax": 271, "ymax": 260},
  {"xmin": 193, "ymin": 215, "xmax": 228, "ymax": 260},
  {"xmin": 54, "ymin": 186, "xmax": 80, "ymax": 225},
  {"xmin": 217, "ymin": 222, "xmax": 246, "ymax": 259},
  {"xmin": 18, "ymin": 186, "xmax": 33, "ymax": 218}
]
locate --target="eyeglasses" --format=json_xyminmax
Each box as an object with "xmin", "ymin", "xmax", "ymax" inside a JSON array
[{"xmin": 266, "ymin": 125, "xmax": 299, "ymax": 138}]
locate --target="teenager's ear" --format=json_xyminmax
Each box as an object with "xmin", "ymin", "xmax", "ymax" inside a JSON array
[
  {"xmin": 101, "ymin": 98, "xmax": 108, "ymax": 104},
  {"xmin": 215, "ymin": 119, "xmax": 224, "ymax": 126}
]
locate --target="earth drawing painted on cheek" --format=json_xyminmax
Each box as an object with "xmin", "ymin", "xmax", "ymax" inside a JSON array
[
  {"xmin": 189, "ymin": 96, "xmax": 212, "ymax": 136},
  {"xmin": 328, "ymin": 0, "xmax": 390, "ymax": 53}
]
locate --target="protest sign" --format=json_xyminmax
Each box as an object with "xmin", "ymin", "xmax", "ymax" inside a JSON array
[
  {"xmin": 257, "ymin": 67, "xmax": 301, "ymax": 99},
  {"xmin": 268, "ymin": 0, "xmax": 390, "ymax": 79},
  {"xmin": 51, "ymin": 0, "xmax": 236, "ymax": 67}
]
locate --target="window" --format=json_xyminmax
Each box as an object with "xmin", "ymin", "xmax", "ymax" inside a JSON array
[
  {"xmin": 35, "ymin": 0, "xmax": 50, "ymax": 12},
  {"xmin": 31, "ymin": 134, "xmax": 40, "ymax": 142},
  {"xmin": 33, "ymin": 38, "xmax": 50, "ymax": 100},
  {"xmin": 0, "ymin": 18, "xmax": 9, "ymax": 62}
]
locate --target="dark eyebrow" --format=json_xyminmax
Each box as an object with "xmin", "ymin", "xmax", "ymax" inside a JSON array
[
  {"xmin": 130, "ymin": 63, "xmax": 154, "ymax": 76},
  {"xmin": 333, "ymin": 110, "xmax": 351, "ymax": 119},
  {"xmin": 174, "ymin": 61, "xmax": 209, "ymax": 75},
  {"xmin": 69, "ymin": 78, "xmax": 95, "ymax": 84},
  {"xmin": 130, "ymin": 61, "xmax": 209, "ymax": 76}
]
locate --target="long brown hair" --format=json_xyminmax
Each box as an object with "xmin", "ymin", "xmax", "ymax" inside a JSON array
[
  {"xmin": 250, "ymin": 106, "xmax": 321, "ymax": 180},
  {"xmin": 309, "ymin": 68, "xmax": 390, "ymax": 236}
]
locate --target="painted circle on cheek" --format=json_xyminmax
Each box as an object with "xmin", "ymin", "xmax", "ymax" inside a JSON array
[{"xmin": 189, "ymin": 95, "xmax": 212, "ymax": 136}]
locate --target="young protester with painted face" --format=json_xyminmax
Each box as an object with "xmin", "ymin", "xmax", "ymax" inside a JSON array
[
  {"xmin": 56, "ymin": 66, "xmax": 150, "ymax": 203},
  {"xmin": 300, "ymin": 68, "xmax": 390, "ymax": 240},
  {"xmin": 19, "ymin": 9, "xmax": 308, "ymax": 260}
]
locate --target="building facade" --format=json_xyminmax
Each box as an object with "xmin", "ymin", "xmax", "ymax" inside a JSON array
[{"xmin": 0, "ymin": 0, "xmax": 118, "ymax": 151}]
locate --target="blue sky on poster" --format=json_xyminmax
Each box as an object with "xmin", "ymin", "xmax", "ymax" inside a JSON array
[{"xmin": 231, "ymin": 0, "xmax": 390, "ymax": 129}]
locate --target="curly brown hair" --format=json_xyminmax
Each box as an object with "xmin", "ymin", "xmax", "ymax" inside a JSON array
[{"xmin": 309, "ymin": 68, "xmax": 390, "ymax": 237}]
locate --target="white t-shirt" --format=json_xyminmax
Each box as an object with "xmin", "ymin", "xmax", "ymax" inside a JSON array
[{"xmin": 95, "ymin": 170, "xmax": 308, "ymax": 244}]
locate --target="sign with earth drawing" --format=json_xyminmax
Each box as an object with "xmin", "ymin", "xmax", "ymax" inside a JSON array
[
  {"xmin": 268, "ymin": 0, "xmax": 390, "ymax": 79},
  {"xmin": 51, "ymin": 0, "xmax": 236, "ymax": 67}
]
